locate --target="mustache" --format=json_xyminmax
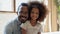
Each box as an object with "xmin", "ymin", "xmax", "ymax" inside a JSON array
[{"xmin": 20, "ymin": 16, "xmax": 27, "ymax": 18}]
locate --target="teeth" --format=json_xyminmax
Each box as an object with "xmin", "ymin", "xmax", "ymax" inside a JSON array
[{"xmin": 22, "ymin": 17, "xmax": 26, "ymax": 19}]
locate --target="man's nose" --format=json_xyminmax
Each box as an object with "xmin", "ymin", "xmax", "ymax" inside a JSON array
[
  {"xmin": 33, "ymin": 13, "xmax": 36, "ymax": 16},
  {"xmin": 22, "ymin": 13, "xmax": 28, "ymax": 16}
]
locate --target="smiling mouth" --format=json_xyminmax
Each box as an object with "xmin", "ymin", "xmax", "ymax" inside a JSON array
[
  {"xmin": 20, "ymin": 16, "xmax": 27, "ymax": 19},
  {"xmin": 21, "ymin": 17, "xmax": 26, "ymax": 20}
]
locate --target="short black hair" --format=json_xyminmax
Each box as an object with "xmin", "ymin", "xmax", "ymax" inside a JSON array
[
  {"xmin": 21, "ymin": 3, "xmax": 28, "ymax": 6},
  {"xmin": 28, "ymin": 1, "xmax": 48, "ymax": 22},
  {"xmin": 17, "ymin": 3, "xmax": 29, "ymax": 13}
]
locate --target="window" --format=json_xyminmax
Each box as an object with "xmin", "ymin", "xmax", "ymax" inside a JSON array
[
  {"xmin": 16, "ymin": 0, "xmax": 29, "ymax": 12},
  {"xmin": 0, "ymin": 0, "xmax": 29, "ymax": 12},
  {"xmin": 0, "ymin": 0, "xmax": 14, "ymax": 12},
  {"xmin": 55, "ymin": 0, "xmax": 60, "ymax": 31}
]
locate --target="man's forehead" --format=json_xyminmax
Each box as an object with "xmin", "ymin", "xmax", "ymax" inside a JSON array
[
  {"xmin": 21, "ymin": 6, "xmax": 28, "ymax": 11},
  {"xmin": 21, "ymin": 6, "xmax": 28, "ymax": 9},
  {"xmin": 17, "ymin": 5, "xmax": 28, "ymax": 13},
  {"xmin": 19, "ymin": 6, "xmax": 28, "ymax": 12}
]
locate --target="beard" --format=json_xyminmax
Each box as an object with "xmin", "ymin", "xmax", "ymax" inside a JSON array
[
  {"xmin": 20, "ymin": 19, "xmax": 26, "ymax": 23},
  {"xmin": 18, "ymin": 16, "xmax": 27, "ymax": 23}
]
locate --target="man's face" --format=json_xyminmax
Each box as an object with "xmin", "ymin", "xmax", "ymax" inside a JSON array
[{"xmin": 18, "ymin": 6, "xmax": 28, "ymax": 23}]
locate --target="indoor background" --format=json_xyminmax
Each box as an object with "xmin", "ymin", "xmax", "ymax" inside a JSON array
[{"xmin": 0, "ymin": 0, "xmax": 60, "ymax": 34}]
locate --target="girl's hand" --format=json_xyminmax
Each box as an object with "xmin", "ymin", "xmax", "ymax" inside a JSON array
[
  {"xmin": 38, "ymin": 32, "xmax": 41, "ymax": 34},
  {"xmin": 21, "ymin": 28, "xmax": 27, "ymax": 34}
]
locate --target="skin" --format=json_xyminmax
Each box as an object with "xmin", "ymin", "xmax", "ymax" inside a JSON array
[
  {"xmin": 31, "ymin": 8, "xmax": 39, "ymax": 21},
  {"xmin": 18, "ymin": 6, "xmax": 28, "ymax": 23},
  {"xmin": 21, "ymin": 7, "xmax": 41, "ymax": 34},
  {"xmin": 30, "ymin": 8, "xmax": 39, "ymax": 26}
]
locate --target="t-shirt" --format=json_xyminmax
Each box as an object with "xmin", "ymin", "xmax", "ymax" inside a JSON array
[{"xmin": 20, "ymin": 21, "xmax": 43, "ymax": 34}]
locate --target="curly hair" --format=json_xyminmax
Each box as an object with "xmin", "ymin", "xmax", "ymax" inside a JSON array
[{"xmin": 28, "ymin": 1, "xmax": 48, "ymax": 22}]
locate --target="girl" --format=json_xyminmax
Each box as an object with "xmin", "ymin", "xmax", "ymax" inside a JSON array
[{"xmin": 20, "ymin": 1, "xmax": 48, "ymax": 34}]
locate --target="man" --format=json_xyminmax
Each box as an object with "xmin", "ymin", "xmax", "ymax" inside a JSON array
[{"xmin": 5, "ymin": 3, "xmax": 29, "ymax": 34}]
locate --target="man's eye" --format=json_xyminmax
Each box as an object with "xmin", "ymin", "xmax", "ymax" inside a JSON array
[
  {"xmin": 19, "ymin": 11, "xmax": 28, "ymax": 14},
  {"xmin": 19, "ymin": 11, "xmax": 23, "ymax": 13}
]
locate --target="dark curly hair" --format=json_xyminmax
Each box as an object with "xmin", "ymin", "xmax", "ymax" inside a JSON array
[{"xmin": 28, "ymin": 1, "xmax": 48, "ymax": 22}]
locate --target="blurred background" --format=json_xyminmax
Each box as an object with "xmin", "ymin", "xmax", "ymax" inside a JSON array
[{"xmin": 0, "ymin": 0, "xmax": 60, "ymax": 34}]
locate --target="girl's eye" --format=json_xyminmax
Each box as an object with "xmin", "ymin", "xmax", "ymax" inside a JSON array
[
  {"xmin": 31, "ymin": 11, "xmax": 34, "ymax": 13},
  {"xmin": 36, "ymin": 13, "xmax": 39, "ymax": 14},
  {"xmin": 31, "ymin": 11, "xmax": 39, "ymax": 15}
]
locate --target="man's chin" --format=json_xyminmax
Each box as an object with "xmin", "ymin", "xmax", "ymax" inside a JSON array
[
  {"xmin": 20, "ymin": 19, "xmax": 26, "ymax": 23},
  {"xmin": 21, "ymin": 20, "xmax": 26, "ymax": 23},
  {"xmin": 19, "ymin": 18, "xmax": 27, "ymax": 23}
]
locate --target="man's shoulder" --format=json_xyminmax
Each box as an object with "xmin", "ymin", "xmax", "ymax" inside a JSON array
[
  {"xmin": 6, "ymin": 18, "xmax": 18, "ymax": 27},
  {"xmin": 4, "ymin": 18, "xmax": 18, "ymax": 34}
]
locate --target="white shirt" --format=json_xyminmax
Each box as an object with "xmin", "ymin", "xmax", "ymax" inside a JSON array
[{"xmin": 20, "ymin": 21, "xmax": 43, "ymax": 34}]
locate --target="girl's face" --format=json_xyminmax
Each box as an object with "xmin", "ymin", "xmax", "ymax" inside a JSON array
[{"xmin": 30, "ymin": 8, "xmax": 39, "ymax": 20}]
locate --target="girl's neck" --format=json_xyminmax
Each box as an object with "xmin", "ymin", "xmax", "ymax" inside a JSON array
[{"xmin": 30, "ymin": 19, "xmax": 37, "ymax": 26}]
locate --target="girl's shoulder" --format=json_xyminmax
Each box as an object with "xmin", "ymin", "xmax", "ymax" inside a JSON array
[
  {"xmin": 23, "ymin": 20, "xmax": 30, "ymax": 25},
  {"xmin": 37, "ymin": 21, "xmax": 41, "ymax": 25},
  {"xmin": 37, "ymin": 21, "xmax": 44, "ymax": 26}
]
